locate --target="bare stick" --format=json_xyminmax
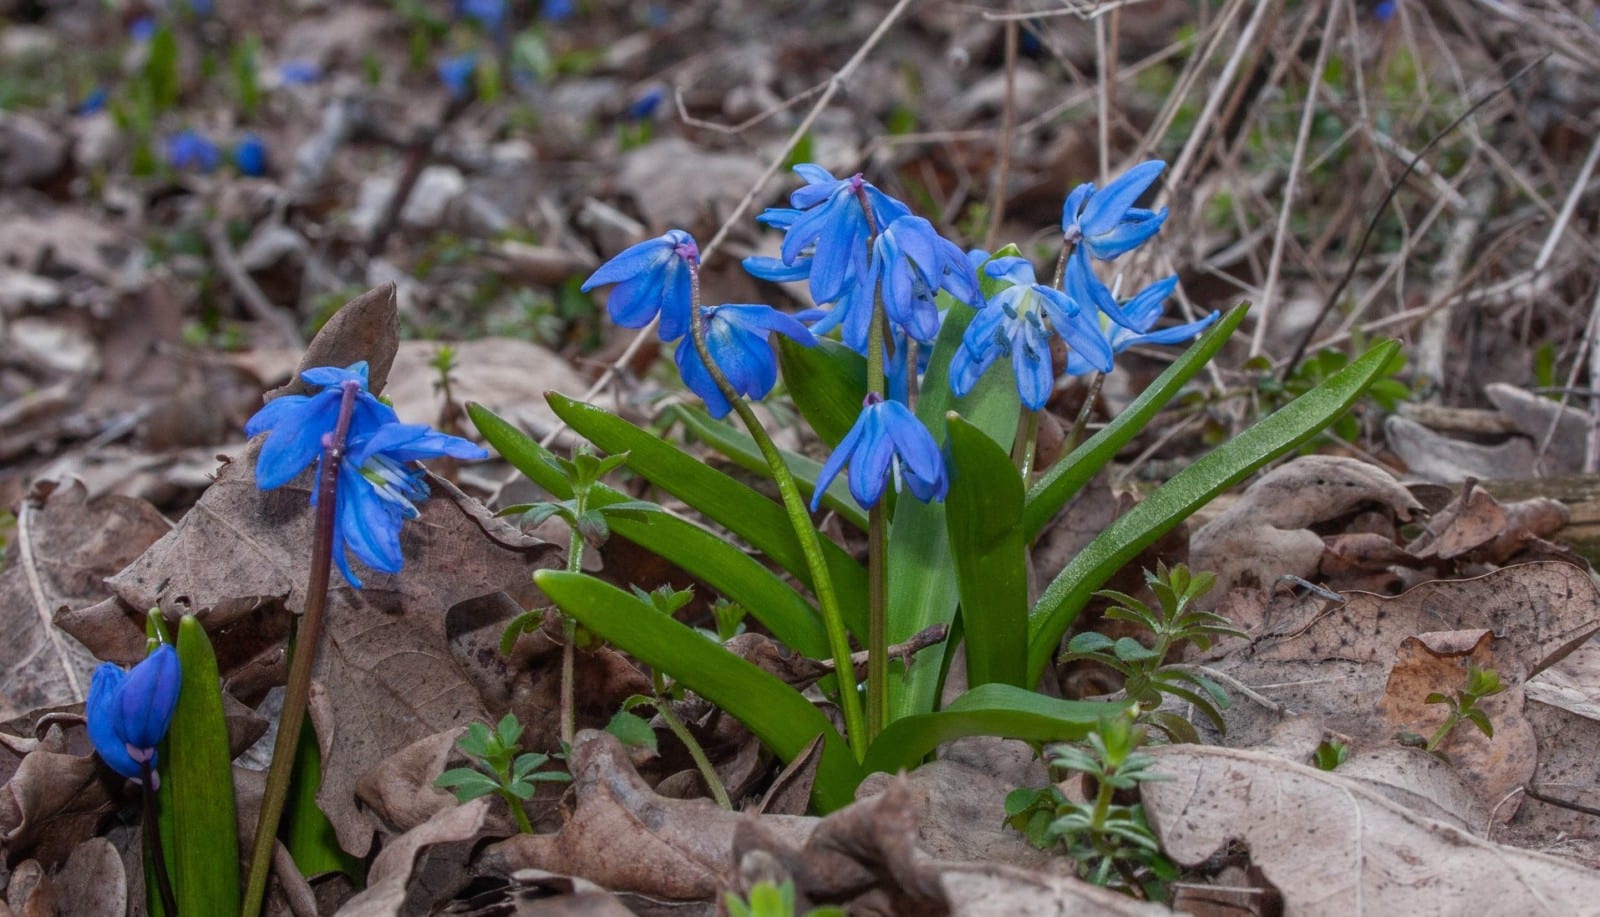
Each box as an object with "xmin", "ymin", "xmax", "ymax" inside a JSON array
[
  {"xmin": 206, "ymin": 223, "xmax": 304, "ymax": 349},
  {"xmin": 985, "ymin": 4, "xmax": 1019, "ymax": 252}
]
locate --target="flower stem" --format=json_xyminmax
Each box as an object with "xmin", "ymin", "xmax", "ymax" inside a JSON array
[
  {"xmin": 141, "ymin": 765, "xmax": 178, "ymax": 917},
  {"xmin": 1064, "ymin": 372, "xmax": 1105, "ymax": 453},
  {"xmin": 1011, "ymin": 409, "xmax": 1041, "ymax": 478},
  {"xmin": 652, "ymin": 670, "xmax": 733, "ymax": 810},
  {"xmin": 241, "ymin": 380, "xmax": 359, "ymax": 917},
  {"xmin": 559, "ymin": 524, "xmax": 583, "ymax": 749},
  {"xmin": 858, "ymin": 187, "xmax": 891, "ymax": 742},
  {"xmin": 685, "ymin": 263, "xmax": 867, "ymax": 760}
]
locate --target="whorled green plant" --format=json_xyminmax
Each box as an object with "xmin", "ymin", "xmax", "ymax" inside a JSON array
[{"xmin": 434, "ymin": 714, "xmax": 571, "ymax": 834}]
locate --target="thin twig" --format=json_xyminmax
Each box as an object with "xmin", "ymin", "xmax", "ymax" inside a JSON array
[
  {"xmin": 984, "ymin": 4, "xmax": 1019, "ymax": 252},
  {"xmin": 1165, "ymin": 664, "xmax": 1284, "ymax": 715},
  {"xmin": 206, "ymin": 223, "xmax": 304, "ymax": 348}
]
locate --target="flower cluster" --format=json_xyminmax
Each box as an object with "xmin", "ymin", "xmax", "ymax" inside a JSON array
[
  {"xmin": 88, "ymin": 645, "xmax": 180, "ymax": 783},
  {"xmin": 952, "ymin": 161, "xmax": 1217, "ymax": 411},
  {"xmin": 244, "ymin": 362, "xmax": 487, "ymax": 587},
  {"xmin": 582, "ymin": 230, "xmax": 816, "ymax": 421}
]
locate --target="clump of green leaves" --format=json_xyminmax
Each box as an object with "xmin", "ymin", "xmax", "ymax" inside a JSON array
[
  {"xmin": 434, "ymin": 714, "xmax": 570, "ymax": 834},
  {"xmin": 724, "ymin": 880, "xmax": 844, "ymax": 917},
  {"xmin": 1005, "ymin": 715, "xmax": 1176, "ymax": 896},
  {"xmin": 1060, "ymin": 564, "xmax": 1245, "ymax": 742},
  {"xmin": 1424, "ymin": 664, "xmax": 1507, "ymax": 754},
  {"xmin": 1251, "ymin": 346, "xmax": 1411, "ymax": 445}
]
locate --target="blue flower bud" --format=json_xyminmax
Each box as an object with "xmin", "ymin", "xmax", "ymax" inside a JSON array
[{"xmin": 87, "ymin": 645, "xmax": 181, "ymax": 782}]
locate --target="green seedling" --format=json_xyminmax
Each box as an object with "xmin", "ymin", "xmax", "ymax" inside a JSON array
[
  {"xmin": 434, "ymin": 714, "xmax": 570, "ymax": 834},
  {"xmin": 1424, "ymin": 664, "xmax": 1507, "ymax": 754},
  {"xmin": 1313, "ymin": 738, "xmax": 1350, "ymax": 771}
]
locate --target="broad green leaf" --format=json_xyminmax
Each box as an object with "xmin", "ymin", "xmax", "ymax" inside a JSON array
[
  {"xmin": 470, "ymin": 402, "xmax": 856, "ymax": 647},
  {"xmin": 283, "ymin": 719, "xmax": 364, "ymax": 881},
  {"xmin": 547, "ymin": 394, "xmax": 868, "ymax": 628},
  {"xmin": 1026, "ymin": 340, "xmax": 1401, "ymax": 684},
  {"xmin": 863, "ymin": 684, "xmax": 1123, "ymax": 775},
  {"xmin": 161, "ymin": 616, "xmax": 241, "ymax": 916},
  {"xmin": 889, "ymin": 302, "xmax": 1021, "ymax": 721},
  {"xmin": 776, "ymin": 336, "xmax": 868, "ymax": 447},
  {"xmin": 945, "ymin": 414, "xmax": 1027, "ymax": 688},
  {"xmin": 674, "ymin": 405, "xmax": 868, "ymax": 530},
  {"xmin": 1024, "ymin": 302, "xmax": 1249, "ymax": 541},
  {"xmin": 535, "ymin": 571, "xmax": 863, "ymax": 811}
]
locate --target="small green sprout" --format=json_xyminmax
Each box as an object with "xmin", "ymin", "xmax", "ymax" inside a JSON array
[
  {"xmin": 724, "ymin": 880, "xmax": 844, "ymax": 917},
  {"xmin": 434, "ymin": 714, "xmax": 571, "ymax": 834},
  {"xmin": 1313, "ymin": 738, "xmax": 1350, "ymax": 771},
  {"xmin": 1424, "ymin": 664, "xmax": 1507, "ymax": 754}
]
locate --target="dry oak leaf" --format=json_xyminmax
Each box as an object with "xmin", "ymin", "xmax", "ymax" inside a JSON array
[
  {"xmin": 1143, "ymin": 745, "xmax": 1600, "ymax": 915},
  {"xmin": 59, "ymin": 446, "xmax": 556, "ymax": 857},
  {"xmin": 0, "ymin": 741, "xmax": 115, "ymax": 868},
  {"xmin": 1517, "ymin": 642, "xmax": 1600, "ymax": 841},
  {"xmin": 334, "ymin": 796, "xmax": 489, "ymax": 917},
  {"xmin": 1191, "ymin": 456, "xmax": 1422, "ymax": 595}
]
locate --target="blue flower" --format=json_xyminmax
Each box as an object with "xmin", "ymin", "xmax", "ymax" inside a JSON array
[
  {"xmin": 950, "ymin": 257, "xmax": 1111, "ymax": 410},
  {"xmin": 674, "ymin": 304, "xmax": 816, "ymax": 418},
  {"xmin": 1064, "ymin": 275, "xmax": 1219, "ymax": 375},
  {"xmin": 129, "ymin": 16, "xmax": 157, "ymax": 41},
  {"xmin": 438, "ymin": 54, "xmax": 478, "ymax": 101},
  {"xmin": 166, "ymin": 130, "xmax": 219, "ymax": 173},
  {"xmin": 457, "ymin": 0, "xmax": 507, "ymax": 30},
  {"xmin": 626, "ymin": 86, "xmax": 665, "ymax": 121},
  {"xmin": 1061, "ymin": 160, "xmax": 1169, "ymax": 261},
  {"xmin": 278, "ymin": 60, "xmax": 322, "ymax": 85},
  {"xmin": 869, "ymin": 215, "xmax": 981, "ymax": 344},
  {"xmin": 1374, "ymin": 0, "xmax": 1397, "ymax": 21},
  {"xmin": 813, "ymin": 394, "xmax": 947, "ymax": 511},
  {"xmin": 233, "ymin": 133, "xmax": 268, "ymax": 177},
  {"xmin": 542, "ymin": 0, "xmax": 575, "ymax": 20},
  {"xmin": 75, "ymin": 87, "xmax": 108, "ymax": 117},
  {"xmin": 87, "ymin": 645, "xmax": 180, "ymax": 782},
  {"xmin": 327, "ymin": 423, "xmax": 488, "ymax": 587},
  {"xmin": 244, "ymin": 362, "xmax": 398, "ymax": 491},
  {"xmin": 581, "ymin": 229, "xmax": 699, "ymax": 341}
]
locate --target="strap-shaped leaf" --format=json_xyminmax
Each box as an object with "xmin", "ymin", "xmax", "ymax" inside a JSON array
[
  {"xmin": 535, "ymin": 570, "xmax": 863, "ymax": 811},
  {"xmin": 776, "ymin": 336, "xmax": 867, "ymax": 448},
  {"xmin": 469, "ymin": 403, "xmax": 835, "ymax": 654},
  {"xmin": 1024, "ymin": 302, "xmax": 1250, "ymax": 541},
  {"xmin": 863, "ymin": 684, "xmax": 1123, "ymax": 775},
  {"xmin": 548, "ymin": 393, "xmax": 868, "ymax": 637},
  {"xmin": 945, "ymin": 414, "xmax": 1027, "ymax": 688},
  {"xmin": 1026, "ymin": 339, "xmax": 1401, "ymax": 683},
  {"xmin": 674, "ymin": 405, "xmax": 868, "ymax": 531}
]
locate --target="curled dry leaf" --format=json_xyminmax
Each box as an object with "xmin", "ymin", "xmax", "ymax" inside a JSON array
[
  {"xmin": 0, "ymin": 741, "xmax": 115, "ymax": 868},
  {"xmin": 51, "ymin": 837, "xmax": 125, "ymax": 917},
  {"xmin": 355, "ymin": 728, "xmax": 467, "ymax": 838},
  {"xmin": 855, "ymin": 754, "xmax": 1056, "ymax": 871},
  {"xmin": 1484, "ymin": 383, "xmax": 1587, "ymax": 474},
  {"xmin": 333, "ymin": 796, "xmax": 489, "ymax": 917},
  {"xmin": 1144, "ymin": 745, "xmax": 1600, "ymax": 914},
  {"xmin": 446, "ymin": 868, "xmax": 634, "ymax": 917},
  {"xmin": 1517, "ymin": 643, "xmax": 1600, "ymax": 841},
  {"xmin": 1192, "ymin": 456, "xmax": 1422, "ymax": 595},
  {"xmin": 1385, "ymin": 414, "xmax": 1539, "ymax": 483}
]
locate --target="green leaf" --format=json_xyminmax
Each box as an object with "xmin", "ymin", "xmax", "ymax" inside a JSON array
[
  {"xmin": 1026, "ymin": 339, "xmax": 1401, "ymax": 684},
  {"xmin": 1066, "ymin": 631, "xmax": 1116, "ymax": 654},
  {"xmin": 535, "ymin": 570, "xmax": 863, "ymax": 811},
  {"xmin": 604, "ymin": 709, "xmax": 658, "ymax": 753},
  {"xmin": 1464, "ymin": 708, "xmax": 1494, "ymax": 738},
  {"xmin": 161, "ymin": 616, "xmax": 241, "ymax": 916},
  {"xmin": 889, "ymin": 302, "xmax": 1021, "ymax": 721},
  {"xmin": 1112, "ymin": 637, "xmax": 1161, "ymax": 664},
  {"xmin": 1024, "ymin": 303, "xmax": 1250, "ymax": 541},
  {"xmin": 435, "ymin": 769, "xmax": 501, "ymax": 801},
  {"xmin": 282, "ymin": 718, "xmax": 364, "ymax": 881},
  {"xmin": 863, "ymin": 684, "xmax": 1125, "ymax": 775},
  {"xmin": 675, "ymin": 405, "xmax": 868, "ymax": 530},
  {"xmin": 546, "ymin": 394, "xmax": 868, "ymax": 627},
  {"xmin": 469, "ymin": 403, "xmax": 576, "ymax": 499},
  {"xmin": 945, "ymin": 414, "xmax": 1028, "ymax": 688},
  {"xmin": 776, "ymin": 336, "xmax": 868, "ymax": 447}
]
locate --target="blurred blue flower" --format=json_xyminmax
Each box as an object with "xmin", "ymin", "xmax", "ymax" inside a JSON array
[
  {"xmin": 166, "ymin": 130, "xmax": 219, "ymax": 173},
  {"xmin": 626, "ymin": 86, "xmax": 665, "ymax": 121},
  {"xmin": 187, "ymin": 0, "xmax": 213, "ymax": 15},
  {"xmin": 244, "ymin": 362, "xmax": 398, "ymax": 491},
  {"xmin": 278, "ymin": 59, "xmax": 323, "ymax": 85},
  {"xmin": 328, "ymin": 423, "xmax": 487, "ymax": 587},
  {"xmin": 1374, "ymin": 0, "xmax": 1398, "ymax": 22},
  {"xmin": 542, "ymin": 0, "xmax": 575, "ymax": 20},
  {"xmin": 87, "ymin": 645, "xmax": 180, "ymax": 782},
  {"xmin": 438, "ymin": 53, "xmax": 478, "ymax": 100},
  {"xmin": 129, "ymin": 16, "xmax": 157, "ymax": 41},
  {"xmin": 581, "ymin": 229, "xmax": 699, "ymax": 341},
  {"xmin": 457, "ymin": 0, "xmax": 507, "ymax": 30},
  {"xmin": 1064, "ymin": 274, "xmax": 1219, "ymax": 375},
  {"xmin": 813, "ymin": 394, "xmax": 947, "ymax": 511},
  {"xmin": 949, "ymin": 257, "xmax": 1111, "ymax": 410},
  {"xmin": 1061, "ymin": 160, "xmax": 1169, "ymax": 261},
  {"xmin": 75, "ymin": 87, "xmax": 108, "ymax": 117},
  {"xmin": 233, "ymin": 133, "xmax": 268, "ymax": 176},
  {"xmin": 869, "ymin": 214, "xmax": 981, "ymax": 344},
  {"xmin": 674, "ymin": 304, "xmax": 817, "ymax": 418}
]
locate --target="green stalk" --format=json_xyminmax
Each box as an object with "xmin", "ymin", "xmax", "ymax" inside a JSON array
[
  {"xmin": 652, "ymin": 670, "xmax": 733, "ymax": 809},
  {"xmin": 1064, "ymin": 372, "xmax": 1105, "ymax": 454},
  {"xmin": 686, "ymin": 264, "xmax": 867, "ymax": 760},
  {"xmin": 1011, "ymin": 410, "xmax": 1041, "ymax": 478},
  {"xmin": 559, "ymin": 523, "xmax": 583, "ymax": 749},
  {"xmin": 858, "ymin": 186, "xmax": 891, "ymax": 741},
  {"xmin": 500, "ymin": 787, "xmax": 535, "ymax": 834},
  {"xmin": 242, "ymin": 381, "xmax": 359, "ymax": 917}
]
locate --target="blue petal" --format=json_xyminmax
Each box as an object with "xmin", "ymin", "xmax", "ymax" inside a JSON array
[
  {"xmin": 674, "ymin": 336, "xmax": 734, "ymax": 418},
  {"xmin": 743, "ymin": 255, "xmax": 812, "ymax": 283},
  {"xmin": 704, "ymin": 317, "xmax": 776, "ymax": 401},
  {"xmin": 848, "ymin": 406, "xmax": 895, "ymax": 509},
  {"xmin": 88, "ymin": 664, "xmax": 141, "ymax": 779},
  {"xmin": 950, "ymin": 341, "xmax": 997, "ymax": 399},
  {"xmin": 1086, "ymin": 207, "xmax": 1168, "ymax": 261},
  {"xmin": 580, "ymin": 235, "xmax": 673, "ymax": 292},
  {"xmin": 1078, "ymin": 161, "xmax": 1164, "ymax": 238},
  {"xmin": 881, "ymin": 400, "xmax": 942, "ymax": 489},
  {"xmin": 117, "ymin": 645, "xmax": 180, "ymax": 750},
  {"xmin": 300, "ymin": 362, "xmax": 369, "ymax": 389},
  {"xmin": 1038, "ymin": 287, "xmax": 1113, "ymax": 373},
  {"xmin": 602, "ymin": 269, "xmax": 668, "ymax": 329},
  {"xmin": 356, "ymin": 423, "xmax": 486, "ymax": 464},
  {"xmin": 983, "ymin": 257, "xmax": 1037, "ymax": 288},
  {"xmin": 658, "ymin": 257, "xmax": 695, "ymax": 341},
  {"xmin": 812, "ymin": 408, "xmax": 867, "ymax": 511},
  {"xmin": 253, "ymin": 390, "xmax": 340, "ymax": 490},
  {"xmin": 339, "ymin": 468, "xmax": 406, "ymax": 575},
  {"xmin": 1066, "ymin": 247, "xmax": 1137, "ymax": 330},
  {"xmin": 1117, "ymin": 311, "xmax": 1219, "ymax": 351},
  {"xmin": 1120, "ymin": 275, "xmax": 1180, "ymax": 332},
  {"xmin": 1061, "ymin": 181, "xmax": 1094, "ymax": 231},
  {"xmin": 715, "ymin": 303, "xmax": 817, "ymax": 345},
  {"xmin": 1011, "ymin": 323, "xmax": 1055, "ymax": 411}
]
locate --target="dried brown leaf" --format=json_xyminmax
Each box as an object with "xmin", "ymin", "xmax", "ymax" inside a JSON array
[{"xmin": 333, "ymin": 797, "xmax": 489, "ymax": 917}]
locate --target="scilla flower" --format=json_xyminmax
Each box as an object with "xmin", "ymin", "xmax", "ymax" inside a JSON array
[
  {"xmin": 870, "ymin": 215, "xmax": 981, "ymax": 344},
  {"xmin": 950, "ymin": 257, "xmax": 1112, "ymax": 410},
  {"xmin": 87, "ymin": 645, "xmax": 180, "ymax": 783},
  {"xmin": 1061, "ymin": 160, "xmax": 1169, "ymax": 261},
  {"xmin": 1065, "ymin": 274, "xmax": 1219, "ymax": 375},
  {"xmin": 166, "ymin": 130, "xmax": 219, "ymax": 173},
  {"xmin": 328, "ymin": 423, "xmax": 487, "ymax": 587},
  {"xmin": 675, "ymin": 304, "xmax": 817, "ymax": 419},
  {"xmin": 813, "ymin": 394, "xmax": 947, "ymax": 511},
  {"xmin": 233, "ymin": 133, "xmax": 268, "ymax": 177},
  {"xmin": 581, "ymin": 229, "xmax": 699, "ymax": 341},
  {"xmin": 244, "ymin": 362, "xmax": 397, "ymax": 490},
  {"xmin": 438, "ymin": 53, "xmax": 478, "ymax": 101}
]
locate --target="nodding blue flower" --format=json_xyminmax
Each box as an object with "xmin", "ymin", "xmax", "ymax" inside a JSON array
[
  {"xmin": 870, "ymin": 215, "xmax": 982, "ymax": 344},
  {"xmin": 581, "ymin": 229, "xmax": 699, "ymax": 341},
  {"xmin": 327, "ymin": 423, "xmax": 487, "ymax": 587},
  {"xmin": 813, "ymin": 394, "xmax": 947, "ymax": 511},
  {"xmin": 775, "ymin": 164, "xmax": 910, "ymax": 314},
  {"xmin": 1065, "ymin": 275, "xmax": 1219, "ymax": 375},
  {"xmin": 244, "ymin": 362, "xmax": 398, "ymax": 491},
  {"xmin": 1061, "ymin": 160, "xmax": 1169, "ymax": 261},
  {"xmin": 949, "ymin": 257, "xmax": 1112, "ymax": 411},
  {"xmin": 75, "ymin": 87, "xmax": 108, "ymax": 117},
  {"xmin": 456, "ymin": 0, "xmax": 507, "ymax": 30},
  {"xmin": 233, "ymin": 133, "xmax": 268, "ymax": 177},
  {"xmin": 438, "ymin": 54, "xmax": 478, "ymax": 101},
  {"xmin": 87, "ymin": 645, "xmax": 180, "ymax": 783},
  {"xmin": 674, "ymin": 304, "xmax": 817, "ymax": 419},
  {"xmin": 278, "ymin": 59, "xmax": 323, "ymax": 85},
  {"xmin": 129, "ymin": 16, "xmax": 157, "ymax": 41},
  {"xmin": 166, "ymin": 130, "xmax": 219, "ymax": 173}
]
